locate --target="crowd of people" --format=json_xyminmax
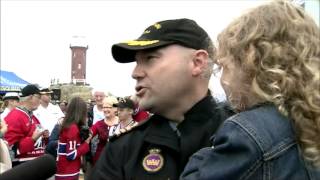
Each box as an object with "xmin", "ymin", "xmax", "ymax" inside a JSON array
[
  {"xmin": 0, "ymin": 85, "xmax": 150, "ymax": 179},
  {"xmin": 1, "ymin": 0, "xmax": 319, "ymax": 180}
]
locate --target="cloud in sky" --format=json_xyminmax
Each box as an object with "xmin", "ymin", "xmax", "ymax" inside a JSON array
[{"xmin": 1, "ymin": 0, "xmax": 268, "ymax": 97}]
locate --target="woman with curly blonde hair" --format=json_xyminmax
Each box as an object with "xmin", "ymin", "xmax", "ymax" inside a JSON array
[{"xmin": 181, "ymin": 1, "xmax": 320, "ymax": 179}]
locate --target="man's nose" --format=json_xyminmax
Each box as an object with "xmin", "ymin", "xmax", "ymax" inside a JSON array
[{"xmin": 132, "ymin": 64, "xmax": 145, "ymax": 80}]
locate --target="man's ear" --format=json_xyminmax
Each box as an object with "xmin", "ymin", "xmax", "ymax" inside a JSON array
[{"xmin": 191, "ymin": 50, "xmax": 209, "ymax": 76}]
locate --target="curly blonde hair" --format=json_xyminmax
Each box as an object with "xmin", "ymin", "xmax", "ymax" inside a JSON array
[{"xmin": 217, "ymin": 0, "xmax": 320, "ymax": 167}]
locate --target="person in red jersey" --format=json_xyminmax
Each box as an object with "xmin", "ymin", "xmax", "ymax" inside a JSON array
[
  {"xmin": 55, "ymin": 97, "xmax": 92, "ymax": 180},
  {"xmin": 4, "ymin": 84, "xmax": 49, "ymax": 166},
  {"xmin": 90, "ymin": 96, "xmax": 119, "ymax": 166},
  {"xmin": 130, "ymin": 94, "xmax": 150, "ymax": 122}
]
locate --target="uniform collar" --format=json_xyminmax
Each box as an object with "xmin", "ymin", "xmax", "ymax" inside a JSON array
[
  {"xmin": 183, "ymin": 91, "xmax": 216, "ymax": 120},
  {"xmin": 144, "ymin": 115, "xmax": 180, "ymax": 152},
  {"xmin": 143, "ymin": 93, "xmax": 218, "ymax": 152},
  {"xmin": 17, "ymin": 106, "xmax": 33, "ymax": 117}
]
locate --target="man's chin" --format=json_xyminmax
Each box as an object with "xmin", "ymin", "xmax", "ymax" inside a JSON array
[{"xmin": 139, "ymin": 99, "xmax": 153, "ymax": 112}]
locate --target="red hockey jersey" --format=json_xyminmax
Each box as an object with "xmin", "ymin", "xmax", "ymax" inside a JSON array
[
  {"xmin": 4, "ymin": 107, "xmax": 47, "ymax": 162},
  {"xmin": 55, "ymin": 123, "xmax": 89, "ymax": 180}
]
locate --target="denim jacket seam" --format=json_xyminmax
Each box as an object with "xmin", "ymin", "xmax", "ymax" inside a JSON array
[
  {"xmin": 263, "ymin": 141, "xmax": 296, "ymax": 160},
  {"xmin": 229, "ymin": 118, "xmax": 265, "ymax": 153},
  {"xmin": 240, "ymin": 157, "xmax": 263, "ymax": 180},
  {"xmin": 226, "ymin": 120, "xmax": 264, "ymax": 180}
]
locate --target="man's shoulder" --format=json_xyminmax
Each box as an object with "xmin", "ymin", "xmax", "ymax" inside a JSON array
[
  {"xmin": 5, "ymin": 108, "xmax": 25, "ymax": 118},
  {"xmin": 48, "ymin": 103, "xmax": 63, "ymax": 113},
  {"xmin": 35, "ymin": 105, "xmax": 46, "ymax": 112}
]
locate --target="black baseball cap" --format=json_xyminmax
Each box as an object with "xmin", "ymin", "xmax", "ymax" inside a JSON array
[
  {"xmin": 114, "ymin": 98, "xmax": 135, "ymax": 110},
  {"xmin": 112, "ymin": 18, "xmax": 211, "ymax": 63},
  {"xmin": 20, "ymin": 84, "xmax": 40, "ymax": 97}
]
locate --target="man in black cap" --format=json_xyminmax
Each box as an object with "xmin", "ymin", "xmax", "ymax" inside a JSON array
[
  {"xmin": 89, "ymin": 18, "xmax": 234, "ymax": 179},
  {"xmin": 4, "ymin": 84, "xmax": 49, "ymax": 166}
]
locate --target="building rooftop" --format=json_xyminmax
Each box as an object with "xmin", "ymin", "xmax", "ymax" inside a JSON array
[{"xmin": 70, "ymin": 35, "xmax": 88, "ymax": 47}]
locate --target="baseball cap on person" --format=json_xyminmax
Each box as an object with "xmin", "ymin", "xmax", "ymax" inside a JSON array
[
  {"xmin": 111, "ymin": 18, "xmax": 211, "ymax": 63},
  {"xmin": 113, "ymin": 98, "xmax": 135, "ymax": 110},
  {"xmin": 20, "ymin": 84, "xmax": 40, "ymax": 97},
  {"xmin": 3, "ymin": 92, "xmax": 20, "ymax": 101},
  {"xmin": 40, "ymin": 88, "xmax": 53, "ymax": 94}
]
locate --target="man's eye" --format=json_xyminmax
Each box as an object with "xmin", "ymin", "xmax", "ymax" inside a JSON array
[{"xmin": 146, "ymin": 55, "xmax": 157, "ymax": 61}]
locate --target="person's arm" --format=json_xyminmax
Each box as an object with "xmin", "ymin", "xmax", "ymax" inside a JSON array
[
  {"xmin": 89, "ymin": 122, "xmax": 98, "ymax": 137},
  {"xmin": 64, "ymin": 125, "xmax": 91, "ymax": 161},
  {"xmin": 180, "ymin": 120, "xmax": 261, "ymax": 180},
  {"xmin": 4, "ymin": 115, "xmax": 41, "ymax": 154},
  {"xmin": 0, "ymin": 119, "xmax": 8, "ymax": 138},
  {"xmin": 45, "ymin": 124, "xmax": 61, "ymax": 156}
]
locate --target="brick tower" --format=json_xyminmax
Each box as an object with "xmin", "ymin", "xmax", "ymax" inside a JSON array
[{"xmin": 70, "ymin": 36, "xmax": 88, "ymax": 85}]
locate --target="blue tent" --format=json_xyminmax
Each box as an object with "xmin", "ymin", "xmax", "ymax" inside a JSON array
[{"xmin": 0, "ymin": 70, "xmax": 30, "ymax": 93}]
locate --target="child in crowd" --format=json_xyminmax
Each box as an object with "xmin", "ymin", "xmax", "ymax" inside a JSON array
[{"xmin": 55, "ymin": 97, "xmax": 92, "ymax": 180}]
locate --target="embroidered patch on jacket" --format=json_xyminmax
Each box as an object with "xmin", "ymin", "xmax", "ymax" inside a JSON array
[{"xmin": 142, "ymin": 148, "xmax": 164, "ymax": 173}]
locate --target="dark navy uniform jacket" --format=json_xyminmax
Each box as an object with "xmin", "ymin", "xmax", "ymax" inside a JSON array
[{"xmin": 88, "ymin": 94, "xmax": 234, "ymax": 180}]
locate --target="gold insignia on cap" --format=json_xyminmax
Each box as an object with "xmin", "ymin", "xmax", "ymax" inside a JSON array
[
  {"xmin": 144, "ymin": 30, "xmax": 151, "ymax": 34},
  {"xmin": 123, "ymin": 40, "xmax": 159, "ymax": 46},
  {"xmin": 153, "ymin": 23, "xmax": 161, "ymax": 29},
  {"xmin": 142, "ymin": 148, "xmax": 164, "ymax": 173}
]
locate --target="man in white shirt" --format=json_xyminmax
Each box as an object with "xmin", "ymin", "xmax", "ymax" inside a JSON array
[
  {"xmin": 92, "ymin": 90, "xmax": 106, "ymax": 125},
  {"xmin": 34, "ymin": 88, "xmax": 64, "ymax": 134}
]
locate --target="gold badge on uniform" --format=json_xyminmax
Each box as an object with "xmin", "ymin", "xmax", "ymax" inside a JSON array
[{"xmin": 142, "ymin": 148, "xmax": 164, "ymax": 173}]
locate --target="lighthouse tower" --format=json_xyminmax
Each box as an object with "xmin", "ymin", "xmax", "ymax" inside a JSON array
[{"xmin": 70, "ymin": 36, "xmax": 88, "ymax": 85}]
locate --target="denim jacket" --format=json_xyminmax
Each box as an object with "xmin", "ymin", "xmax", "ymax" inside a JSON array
[{"xmin": 181, "ymin": 104, "xmax": 320, "ymax": 180}]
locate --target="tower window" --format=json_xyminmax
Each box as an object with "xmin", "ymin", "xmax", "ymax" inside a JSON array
[{"xmin": 78, "ymin": 63, "xmax": 81, "ymax": 69}]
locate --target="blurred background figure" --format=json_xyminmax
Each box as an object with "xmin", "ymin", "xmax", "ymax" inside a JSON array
[
  {"xmin": 129, "ymin": 94, "xmax": 149, "ymax": 122},
  {"xmin": 110, "ymin": 97, "xmax": 137, "ymax": 137},
  {"xmin": 4, "ymin": 84, "xmax": 49, "ymax": 167},
  {"xmin": 34, "ymin": 88, "xmax": 65, "ymax": 135},
  {"xmin": 59, "ymin": 100, "xmax": 68, "ymax": 115},
  {"xmin": 90, "ymin": 96, "xmax": 118, "ymax": 166},
  {"xmin": 55, "ymin": 96, "xmax": 92, "ymax": 180},
  {"xmin": 0, "ymin": 92, "xmax": 20, "ymax": 121},
  {"xmin": 85, "ymin": 90, "xmax": 106, "ymax": 176},
  {"xmin": 0, "ymin": 92, "xmax": 20, "ymax": 173},
  {"xmin": 0, "ymin": 92, "xmax": 20, "ymax": 140},
  {"xmin": 91, "ymin": 90, "xmax": 106, "ymax": 126},
  {"xmin": 0, "ymin": 120, "xmax": 8, "ymax": 140}
]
